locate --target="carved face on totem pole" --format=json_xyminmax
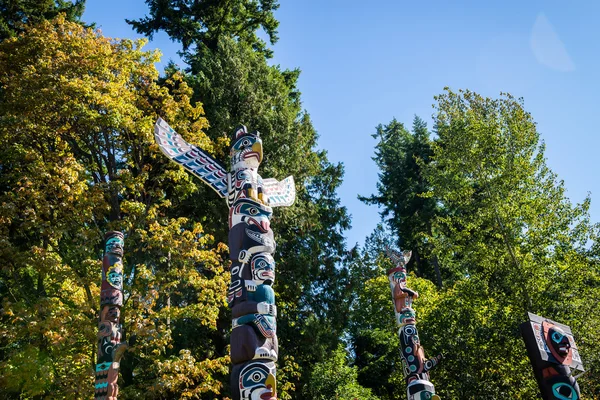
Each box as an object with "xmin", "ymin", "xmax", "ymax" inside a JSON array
[
  {"xmin": 231, "ymin": 126, "xmax": 263, "ymax": 170},
  {"xmin": 154, "ymin": 119, "xmax": 296, "ymax": 400},
  {"xmin": 106, "ymin": 262, "xmax": 123, "ymax": 289},
  {"xmin": 407, "ymin": 379, "xmax": 440, "ymax": 400},
  {"xmin": 229, "ymin": 199, "xmax": 272, "ymax": 231},
  {"xmin": 251, "ymin": 253, "xmax": 275, "ymax": 284},
  {"xmin": 235, "ymin": 360, "xmax": 277, "ymax": 400},
  {"xmin": 547, "ymin": 325, "xmax": 571, "ymax": 359},
  {"xmin": 520, "ymin": 313, "xmax": 583, "ymax": 400}
]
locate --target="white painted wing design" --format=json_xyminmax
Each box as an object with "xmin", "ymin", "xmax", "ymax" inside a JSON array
[
  {"xmin": 263, "ymin": 176, "xmax": 296, "ymax": 207},
  {"xmin": 154, "ymin": 118, "xmax": 228, "ymax": 198}
]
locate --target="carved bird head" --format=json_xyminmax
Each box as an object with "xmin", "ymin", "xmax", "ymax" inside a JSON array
[{"xmin": 231, "ymin": 125, "xmax": 263, "ymax": 170}]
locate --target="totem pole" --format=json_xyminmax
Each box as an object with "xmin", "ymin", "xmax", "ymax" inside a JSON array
[
  {"xmin": 154, "ymin": 118, "xmax": 295, "ymax": 400},
  {"xmin": 386, "ymin": 249, "xmax": 442, "ymax": 400},
  {"xmin": 95, "ymin": 231, "xmax": 127, "ymax": 400},
  {"xmin": 521, "ymin": 312, "xmax": 584, "ymax": 400}
]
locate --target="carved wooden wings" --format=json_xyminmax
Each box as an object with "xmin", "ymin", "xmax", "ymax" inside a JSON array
[
  {"xmin": 263, "ymin": 176, "xmax": 296, "ymax": 207},
  {"xmin": 154, "ymin": 118, "xmax": 296, "ymax": 207},
  {"xmin": 154, "ymin": 118, "xmax": 228, "ymax": 198}
]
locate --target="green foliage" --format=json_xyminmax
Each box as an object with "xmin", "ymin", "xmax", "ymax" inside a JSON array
[
  {"xmin": 356, "ymin": 88, "xmax": 600, "ymax": 398},
  {"xmin": 133, "ymin": 4, "xmax": 354, "ymax": 395},
  {"xmin": 0, "ymin": 0, "xmax": 85, "ymax": 41},
  {"xmin": 359, "ymin": 117, "xmax": 444, "ymax": 287},
  {"xmin": 127, "ymin": 0, "xmax": 279, "ymax": 57},
  {"xmin": 0, "ymin": 16, "xmax": 229, "ymax": 398},
  {"xmin": 304, "ymin": 344, "xmax": 379, "ymax": 400}
]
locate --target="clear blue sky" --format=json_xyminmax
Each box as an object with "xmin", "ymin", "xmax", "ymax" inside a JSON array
[{"xmin": 84, "ymin": 1, "xmax": 600, "ymax": 248}]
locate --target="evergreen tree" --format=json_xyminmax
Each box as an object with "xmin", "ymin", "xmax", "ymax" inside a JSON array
[
  {"xmin": 360, "ymin": 116, "xmax": 443, "ymax": 286},
  {"xmin": 0, "ymin": 0, "xmax": 85, "ymax": 41},
  {"xmin": 129, "ymin": 2, "xmax": 353, "ymax": 397},
  {"xmin": 128, "ymin": 0, "xmax": 279, "ymax": 58}
]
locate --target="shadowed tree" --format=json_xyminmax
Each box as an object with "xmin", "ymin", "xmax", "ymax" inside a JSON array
[{"xmin": 0, "ymin": 0, "xmax": 85, "ymax": 41}]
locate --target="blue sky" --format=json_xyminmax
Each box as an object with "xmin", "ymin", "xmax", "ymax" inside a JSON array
[{"xmin": 84, "ymin": 1, "xmax": 600, "ymax": 248}]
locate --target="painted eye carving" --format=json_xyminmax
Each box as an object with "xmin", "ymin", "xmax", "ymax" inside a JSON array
[
  {"xmin": 251, "ymin": 371, "xmax": 265, "ymax": 382},
  {"xmin": 242, "ymin": 366, "xmax": 268, "ymax": 387},
  {"xmin": 249, "ymin": 208, "xmax": 259, "ymax": 215},
  {"xmin": 551, "ymin": 330, "xmax": 566, "ymax": 343},
  {"xmin": 242, "ymin": 139, "xmax": 251, "ymax": 147}
]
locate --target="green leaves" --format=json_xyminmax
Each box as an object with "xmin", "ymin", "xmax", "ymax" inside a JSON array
[
  {"xmin": 127, "ymin": 0, "xmax": 279, "ymax": 57},
  {"xmin": 357, "ymin": 89, "xmax": 600, "ymax": 397},
  {"xmin": 304, "ymin": 344, "xmax": 378, "ymax": 400},
  {"xmin": 0, "ymin": 16, "xmax": 228, "ymax": 398},
  {"xmin": 0, "ymin": 0, "xmax": 86, "ymax": 42}
]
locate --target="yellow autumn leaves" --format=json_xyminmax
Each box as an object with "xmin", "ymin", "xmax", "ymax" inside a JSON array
[{"xmin": 0, "ymin": 15, "xmax": 230, "ymax": 398}]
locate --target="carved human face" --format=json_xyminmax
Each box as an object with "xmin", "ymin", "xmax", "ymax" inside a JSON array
[
  {"xmin": 104, "ymin": 306, "xmax": 121, "ymax": 323},
  {"xmin": 391, "ymin": 270, "xmax": 407, "ymax": 285},
  {"xmin": 407, "ymin": 379, "xmax": 439, "ymax": 400},
  {"xmin": 398, "ymin": 307, "xmax": 416, "ymax": 325},
  {"xmin": 251, "ymin": 253, "xmax": 275, "ymax": 284},
  {"xmin": 238, "ymin": 361, "xmax": 277, "ymax": 400},
  {"xmin": 105, "ymin": 236, "xmax": 124, "ymax": 254},
  {"xmin": 548, "ymin": 326, "xmax": 571, "ymax": 356},
  {"xmin": 107, "ymin": 263, "xmax": 123, "ymax": 289}
]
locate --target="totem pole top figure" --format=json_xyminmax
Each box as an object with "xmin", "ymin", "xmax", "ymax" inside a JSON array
[
  {"xmin": 521, "ymin": 312, "xmax": 584, "ymax": 400},
  {"xmin": 385, "ymin": 247, "xmax": 442, "ymax": 400},
  {"xmin": 153, "ymin": 117, "xmax": 294, "ymax": 400},
  {"xmin": 153, "ymin": 118, "xmax": 296, "ymax": 208}
]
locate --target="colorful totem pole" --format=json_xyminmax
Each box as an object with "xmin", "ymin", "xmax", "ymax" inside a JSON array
[
  {"xmin": 154, "ymin": 118, "xmax": 295, "ymax": 400},
  {"xmin": 521, "ymin": 312, "xmax": 584, "ymax": 400},
  {"xmin": 386, "ymin": 249, "xmax": 442, "ymax": 400},
  {"xmin": 95, "ymin": 231, "xmax": 127, "ymax": 400}
]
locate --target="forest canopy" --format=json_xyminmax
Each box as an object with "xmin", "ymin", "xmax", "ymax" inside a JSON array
[{"xmin": 0, "ymin": 2, "xmax": 598, "ymax": 399}]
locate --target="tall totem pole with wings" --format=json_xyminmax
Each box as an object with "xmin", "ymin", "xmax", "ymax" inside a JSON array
[
  {"xmin": 154, "ymin": 118, "xmax": 295, "ymax": 400},
  {"xmin": 386, "ymin": 248, "xmax": 442, "ymax": 400}
]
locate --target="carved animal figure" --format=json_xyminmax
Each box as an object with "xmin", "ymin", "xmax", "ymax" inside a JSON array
[
  {"xmin": 386, "ymin": 248, "xmax": 442, "ymax": 400},
  {"xmin": 154, "ymin": 119, "xmax": 295, "ymax": 400}
]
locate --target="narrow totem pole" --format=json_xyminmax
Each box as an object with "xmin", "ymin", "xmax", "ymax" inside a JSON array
[
  {"xmin": 95, "ymin": 231, "xmax": 127, "ymax": 400},
  {"xmin": 154, "ymin": 119, "xmax": 295, "ymax": 400},
  {"xmin": 385, "ymin": 249, "xmax": 442, "ymax": 400},
  {"xmin": 521, "ymin": 312, "xmax": 584, "ymax": 399}
]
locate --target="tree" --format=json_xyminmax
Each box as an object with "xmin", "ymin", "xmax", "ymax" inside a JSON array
[
  {"xmin": 130, "ymin": 3, "xmax": 354, "ymax": 397},
  {"xmin": 0, "ymin": 16, "xmax": 230, "ymax": 398},
  {"xmin": 0, "ymin": 0, "xmax": 85, "ymax": 41},
  {"xmin": 423, "ymin": 89, "xmax": 600, "ymax": 397},
  {"xmin": 360, "ymin": 117, "xmax": 443, "ymax": 287},
  {"xmin": 359, "ymin": 89, "xmax": 600, "ymax": 397},
  {"xmin": 128, "ymin": 0, "xmax": 279, "ymax": 58},
  {"xmin": 304, "ymin": 344, "xmax": 378, "ymax": 400}
]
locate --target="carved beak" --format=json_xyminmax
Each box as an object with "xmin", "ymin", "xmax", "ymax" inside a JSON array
[
  {"xmin": 265, "ymin": 373, "xmax": 276, "ymax": 397},
  {"xmin": 252, "ymin": 142, "xmax": 263, "ymax": 163}
]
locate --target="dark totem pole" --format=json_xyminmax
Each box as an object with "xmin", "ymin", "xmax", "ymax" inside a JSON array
[
  {"xmin": 154, "ymin": 119, "xmax": 295, "ymax": 400},
  {"xmin": 386, "ymin": 249, "xmax": 442, "ymax": 400},
  {"xmin": 521, "ymin": 312, "xmax": 584, "ymax": 400},
  {"xmin": 95, "ymin": 231, "xmax": 128, "ymax": 400}
]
